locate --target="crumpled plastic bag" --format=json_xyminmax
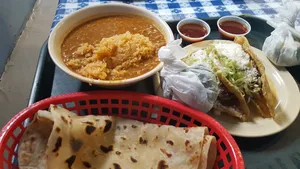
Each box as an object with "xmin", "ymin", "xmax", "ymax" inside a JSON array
[
  {"xmin": 270, "ymin": 0, "xmax": 300, "ymax": 29},
  {"xmin": 263, "ymin": 23, "xmax": 300, "ymax": 66},
  {"xmin": 158, "ymin": 39, "xmax": 219, "ymax": 113},
  {"xmin": 263, "ymin": 0, "xmax": 300, "ymax": 66}
]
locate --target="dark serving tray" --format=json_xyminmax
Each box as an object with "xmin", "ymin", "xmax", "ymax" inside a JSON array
[{"xmin": 29, "ymin": 16, "xmax": 300, "ymax": 168}]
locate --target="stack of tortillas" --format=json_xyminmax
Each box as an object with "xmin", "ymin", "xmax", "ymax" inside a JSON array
[{"xmin": 18, "ymin": 105, "xmax": 217, "ymax": 169}]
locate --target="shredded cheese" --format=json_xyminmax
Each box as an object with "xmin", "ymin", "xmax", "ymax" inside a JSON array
[
  {"xmin": 189, "ymin": 49, "xmax": 210, "ymax": 68},
  {"xmin": 213, "ymin": 43, "xmax": 259, "ymax": 85},
  {"xmin": 214, "ymin": 43, "xmax": 250, "ymax": 69}
]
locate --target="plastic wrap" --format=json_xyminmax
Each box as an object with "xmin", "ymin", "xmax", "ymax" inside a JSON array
[
  {"xmin": 263, "ymin": 0, "xmax": 300, "ymax": 66},
  {"xmin": 158, "ymin": 39, "xmax": 219, "ymax": 113},
  {"xmin": 263, "ymin": 23, "xmax": 300, "ymax": 66}
]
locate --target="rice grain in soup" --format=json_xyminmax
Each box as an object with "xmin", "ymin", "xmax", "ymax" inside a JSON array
[{"xmin": 61, "ymin": 15, "xmax": 166, "ymax": 80}]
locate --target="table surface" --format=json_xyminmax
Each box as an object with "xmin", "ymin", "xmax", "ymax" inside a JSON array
[
  {"xmin": 51, "ymin": 0, "xmax": 282, "ymax": 29},
  {"xmin": 44, "ymin": 1, "xmax": 300, "ymax": 168},
  {"xmin": 29, "ymin": 16, "xmax": 300, "ymax": 168}
]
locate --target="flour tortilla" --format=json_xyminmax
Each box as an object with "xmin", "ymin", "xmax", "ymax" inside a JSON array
[
  {"xmin": 18, "ymin": 105, "xmax": 217, "ymax": 169},
  {"xmin": 198, "ymin": 136, "xmax": 217, "ymax": 169},
  {"xmin": 18, "ymin": 111, "xmax": 53, "ymax": 169}
]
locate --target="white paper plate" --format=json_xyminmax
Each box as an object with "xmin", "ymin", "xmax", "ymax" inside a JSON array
[{"xmin": 184, "ymin": 40, "xmax": 300, "ymax": 137}]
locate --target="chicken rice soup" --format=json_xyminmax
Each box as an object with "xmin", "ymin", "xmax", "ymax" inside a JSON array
[{"xmin": 61, "ymin": 15, "xmax": 166, "ymax": 80}]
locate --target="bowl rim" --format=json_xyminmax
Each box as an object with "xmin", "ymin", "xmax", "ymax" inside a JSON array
[
  {"xmin": 176, "ymin": 18, "xmax": 211, "ymax": 40},
  {"xmin": 48, "ymin": 3, "xmax": 174, "ymax": 86},
  {"xmin": 217, "ymin": 15, "xmax": 251, "ymax": 37}
]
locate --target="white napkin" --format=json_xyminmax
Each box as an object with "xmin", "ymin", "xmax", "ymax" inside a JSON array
[
  {"xmin": 263, "ymin": 23, "xmax": 300, "ymax": 66},
  {"xmin": 158, "ymin": 39, "xmax": 219, "ymax": 113},
  {"xmin": 263, "ymin": 0, "xmax": 300, "ymax": 66}
]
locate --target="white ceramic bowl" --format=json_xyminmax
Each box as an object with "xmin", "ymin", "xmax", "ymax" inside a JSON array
[
  {"xmin": 48, "ymin": 4, "xmax": 174, "ymax": 87},
  {"xmin": 217, "ymin": 16, "xmax": 251, "ymax": 39},
  {"xmin": 177, "ymin": 18, "xmax": 211, "ymax": 42}
]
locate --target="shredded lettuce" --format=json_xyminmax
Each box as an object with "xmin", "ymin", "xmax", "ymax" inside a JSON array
[
  {"xmin": 212, "ymin": 45, "xmax": 261, "ymax": 97},
  {"xmin": 182, "ymin": 44, "xmax": 261, "ymax": 98},
  {"xmin": 182, "ymin": 56, "xmax": 200, "ymax": 66}
]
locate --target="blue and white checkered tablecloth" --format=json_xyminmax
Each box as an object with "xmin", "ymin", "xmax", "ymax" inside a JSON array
[{"xmin": 51, "ymin": 0, "xmax": 284, "ymax": 29}]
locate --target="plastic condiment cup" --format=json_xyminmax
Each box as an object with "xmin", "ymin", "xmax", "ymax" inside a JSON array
[
  {"xmin": 177, "ymin": 18, "xmax": 211, "ymax": 43},
  {"xmin": 217, "ymin": 16, "xmax": 251, "ymax": 39}
]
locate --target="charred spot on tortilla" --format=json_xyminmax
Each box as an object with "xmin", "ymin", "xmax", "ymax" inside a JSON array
[
  {"xmin": 130, "ymin": 156, "xmax": 138, "ymax": 163},
  {"xmin": 189, "ymin": 155, "xmax": 199, "ymax": 163},
  {"xmin": 116, "ymin": 151, "xmax": 121, "ymax": 155},
  {"xmin": 166, "ymin": 140, "xmax": 174, "ymax": 146},
  {"xmin": 55, "ymin": 127, "xmax": 61, "ymax": 133},
  {"xmin": 132, "ymin": 125, "xmax": 137, "ymax": 128},
  {"xmin": 30, "ymin": 136, "xmax": 35, "ymax": 142},
  {"xmin": 92, "ymin": 150, "xmax": 97, "ymax": 157},
  {"xmin": 113, "ymin": 163, "xmax": 121, "ymax": 169},
  {"xmin": 52, "ymin": 137, "xmax": 62, "ymax": 152},
  {"xmin": 61, "ymin": 116, "xmax": 68, "ymax": 124},
  {"xmin": 85, "ymin": 125, "xmax": 96, "ymax": 135},
  {"xmin": 185, "ymin": 140, "xmax": 190, "ymax": 147},
  {"xmin": 160, "ymin": 148, "xmax": 172, "ymax": 158},
  {"xmin": 82, "ymin": 161, "xmax": 91, "ymax": 168},
  {"xmin": 104, "ymin": 120, "xmax": 112, "ymax": 133},
  {"xmin": 100, "ymin": 145, "xmax": 113, "ymax": 153},
  {"xmin": 69, "ymin": 119, "xmax": 72, "ymax": 125},
  {"xmin": 95, "ymin": 119, "xmax": 100, "ymax": 122},
  {"xmin": 184, "ymin": 128, "xmax": 189, "ymax": 133},
  {"xmin": 123, "ymin": 125, "xmax": 127, "ymax": 129},
  {"xmin": 117, "ymin": 126, "xmax": 121, "ymax": 130},
  {"xmin": 158, "ymin": 160, "xmax": 169, "ymax": 169},
  {"xmin": 65, "ymin": 155, "xmax": 76, "ymax": 169},
  {"xmin": 121, "ymin": 137, "xmax": 126, "ymax": 140},
  {"xmin": 56, "ymin": 152, "xmax": 59, "ymax": 157},
  {"xmin": 139, "ymin": 137, "xmax": 148, "ymax": 145},
  {"xmin": 71, "ymin": 138, "xmax": 83, "ymax": 152}
]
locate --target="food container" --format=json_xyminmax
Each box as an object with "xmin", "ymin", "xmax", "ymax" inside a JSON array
[
  {"xmin": 177, "ymin": 18, "xmax": 211, "ymax": 42},
  {"xmin": 0, "ymin": 91, "xmax": 244, "ymax": 169},
  {"xmin": 217, "ymin": 16, "xmax": 251, "ymax": 39},
  {"xmin": 48, "ymin": 4, "xmax": 174, "ymax": 87}
]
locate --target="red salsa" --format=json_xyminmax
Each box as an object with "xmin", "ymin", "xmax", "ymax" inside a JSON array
[
  {"xmin": 219, "ymin": 21, "xmax": 247, "ymax": 34},
  {"xmin": 179, "ymin": 23, "xmax": 208, "ymax": 38}
]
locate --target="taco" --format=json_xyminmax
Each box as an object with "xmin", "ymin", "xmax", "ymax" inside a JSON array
[
  {"xmin": 183, "ymin": 37, "xmax": 277, "ymax": 121},
  {"xmin": 234, "ymin": 36, "xmax": 277, "ymax": 118}
]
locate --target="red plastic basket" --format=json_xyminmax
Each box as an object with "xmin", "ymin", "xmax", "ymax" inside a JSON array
[{"xmin": 0, "ymin": 91, "xmax": 244, "ymax": 169}]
